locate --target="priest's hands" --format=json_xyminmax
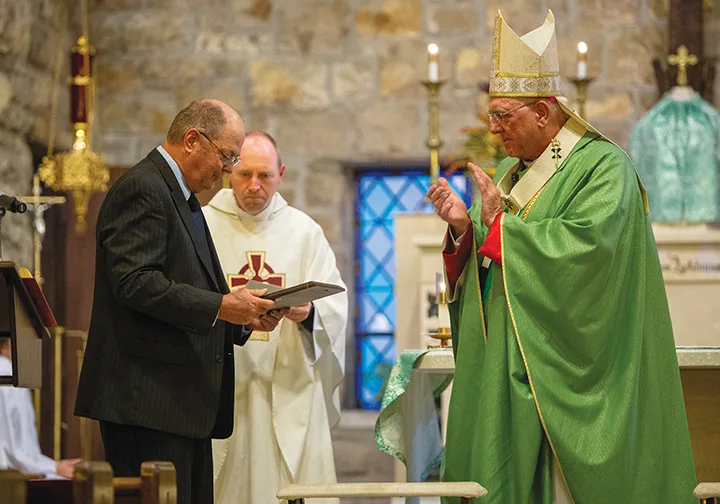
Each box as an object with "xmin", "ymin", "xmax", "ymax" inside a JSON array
[
  {"xmin": 427, "ymin": 177, "xmax": 471, "ymax": 236},
  {"xmin": 285, "ymin": 302, "xmax": 312, "ymax": 323},
  {"xmin": 57, "ymin": 458, "xmax": 81, "ymax": 479},
  {"xmin": 219, "ymin": 288, "xmax": 277, "ymax": 325},
  {"xmin": 249, "ymin": 308, "xmax": 288, "ymax": 332},
  {"xmin": 468, "ymin": 163, "xmax": 502, "ymax": 228}
]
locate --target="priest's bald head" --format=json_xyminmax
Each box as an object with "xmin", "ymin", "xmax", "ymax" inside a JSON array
[{"xmin": 229, "ymin": 131, "xmax": 286, "ymax": 215}]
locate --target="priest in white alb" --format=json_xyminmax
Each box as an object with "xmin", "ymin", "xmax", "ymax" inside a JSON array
[{"xmin": 203, "ymin": 131, "xmax": 347, "ymax": 504}]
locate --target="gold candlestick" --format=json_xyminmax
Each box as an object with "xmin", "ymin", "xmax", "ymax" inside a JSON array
[
  {"xmin": 421, "ymin": 80, "xmax": 446, "ymax": 185},
  {"xmin": 569, "ymin": 77, "xmax": 595, "ymax": 121},
  {"xmin": 428, "ymin": 272, "xmax": 452, "ymax": 348}
]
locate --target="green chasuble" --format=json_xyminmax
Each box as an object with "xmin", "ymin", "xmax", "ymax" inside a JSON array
[{"xmin": 441, "ymin": 131, "xmax": 697, "ymax": 503}]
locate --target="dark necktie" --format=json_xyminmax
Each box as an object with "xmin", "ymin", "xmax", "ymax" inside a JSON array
[{"xmin": 187, "ymin": 193, "xmax": 212, "ymax": 258}]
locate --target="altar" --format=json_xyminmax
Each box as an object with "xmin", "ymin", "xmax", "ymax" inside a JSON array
[{"xmin": 376, "ymin": 347, "xmax": 720, "ymax": 504}]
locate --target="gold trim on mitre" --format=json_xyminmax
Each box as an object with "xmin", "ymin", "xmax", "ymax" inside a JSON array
[{"xmin": 490, "ymin": 10, "xmax": 561, "ymax": 97}]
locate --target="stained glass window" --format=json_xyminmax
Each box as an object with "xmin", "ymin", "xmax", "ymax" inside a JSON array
[{"xmin": 355, "ymin": 171, "xmax": 472, "ymax": 409}]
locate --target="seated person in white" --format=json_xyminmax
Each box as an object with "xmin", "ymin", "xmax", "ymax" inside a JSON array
[{"xmin": 0, "ymin": 336, "xmax": 80, "ymax": 479}]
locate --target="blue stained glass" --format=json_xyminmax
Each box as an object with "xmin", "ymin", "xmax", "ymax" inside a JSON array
[
  {"xmin": 360, "ymin": 203, "xmax": 378, "ymax": 222},
  {"xmin": 360, "ymin": 177, "xmax": 375, "ymax": 194},
  {"xmin": 365, "ymin": 227, "xmax": 393, "ymax": 262},
  {"xmin": 398, "ymin": 182, "xmax": 426, "ymax": 211},
  {"xmin": 355, "ymin": 171, "xmax": 471, "ymax": 409},
  {"xmin": 361, "ymin": 297, "xmax": 379, "ymax": 329},
  {"xmin": 368, "ymin": 269, "xmax": 392, "ymax": 289},
  {"xmin": 361, "ymin": 252, "xmax": 388, "ymax": 283},
  {"xmin": 366, "ymin": 265, "xmax": 393, "ymax": 291},
  {"xmin": 383, "ymin": 253, "xmax": 396, "ymax": 279},
  {"xmin": 365, "ymin": 183, "xmax": 394, "ymax": 216},
  {"xmin": 383, "ymin": 177, "xmax": 408, "ymax": 195}
]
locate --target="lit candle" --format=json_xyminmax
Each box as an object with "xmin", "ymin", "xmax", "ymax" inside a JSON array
[
  {"xmin": 436, "ymin": 272, "xmax": 451, "ymax": 329},
  {"xmin": 428, "ymin": 43, "xmax": 439, "ymax": 82},
  {"xmin": 577, "ymin": 41, "xmax": 588, "ymax": 79},
  {"xmin": 438, "ymin": 298, "xmax": 451, "ymax": 330}
]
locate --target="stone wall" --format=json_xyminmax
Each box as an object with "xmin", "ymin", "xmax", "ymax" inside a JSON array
[{"xmin": 0, "ymin": 0, "xmax": 72, "ymax": 267}]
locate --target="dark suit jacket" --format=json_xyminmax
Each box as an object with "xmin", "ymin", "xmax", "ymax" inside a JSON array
[{"xmin": 75, "ymin": 149, "xmax": 251, "ymax": 440}]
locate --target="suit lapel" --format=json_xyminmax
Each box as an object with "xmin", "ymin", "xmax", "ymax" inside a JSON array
[
  {"xmin": 207, "ymin": 232, "xmax": 230, "ymax": 294},
  {"xmin": 149, "ymin": 149, "xmax": 221, "ymax": 291}
]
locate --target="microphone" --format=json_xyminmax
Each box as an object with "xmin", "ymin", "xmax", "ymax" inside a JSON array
[{"xmin": 0, "ymin": 192, "xmax": 27, "ymax": 214}]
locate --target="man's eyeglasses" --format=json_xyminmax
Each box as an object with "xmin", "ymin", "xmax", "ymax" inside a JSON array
[
  {"xmin": 198, "ymin": 130, "xmax": 240, "ymax": 167},
  {"xmin": 487, "ymin": 101, "xmax": 539, "ymax": 123}
]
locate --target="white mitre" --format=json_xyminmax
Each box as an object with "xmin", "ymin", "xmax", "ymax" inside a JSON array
[{"xmin": 490, "ymin": 9, "xmax": 599, "ymax": 135}]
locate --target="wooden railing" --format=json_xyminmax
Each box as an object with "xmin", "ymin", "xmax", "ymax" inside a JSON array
[{"xmin": 0, "ymin": 461, "xmax": 176, "ymax": 504}]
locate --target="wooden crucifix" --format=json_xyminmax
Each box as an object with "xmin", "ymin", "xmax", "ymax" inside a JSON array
[{"xmin": 653, "ymin": 0, "xmax": 716, "ymax": 103}]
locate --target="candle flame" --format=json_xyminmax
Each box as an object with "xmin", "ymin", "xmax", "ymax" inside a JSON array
[
  {"xmin": 428, "ymin": 43, "xmax": 439, "ymax": 55},
  {"xmin": 577, "ymin": 41, "xmax": 588, "ymax": 54}
]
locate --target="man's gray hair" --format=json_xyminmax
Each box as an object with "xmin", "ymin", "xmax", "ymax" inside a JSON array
[{"xmin": 167, "ymin": 100, "xmax": 227, "ymax": 143}]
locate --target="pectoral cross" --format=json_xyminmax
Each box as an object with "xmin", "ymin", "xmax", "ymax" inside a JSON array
[{"xmin": 668, "ymin": 45, "xmax": 698, "ymax": 87}]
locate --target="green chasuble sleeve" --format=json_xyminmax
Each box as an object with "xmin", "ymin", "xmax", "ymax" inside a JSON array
[{"xmin": 442, "ymin": 135, "xmax": 697, "ymax": 504}]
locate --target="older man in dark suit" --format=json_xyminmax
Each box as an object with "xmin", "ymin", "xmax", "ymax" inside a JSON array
[{"xmin": 75, "ymin": 99, "xmax": 285, "ymax": 504}]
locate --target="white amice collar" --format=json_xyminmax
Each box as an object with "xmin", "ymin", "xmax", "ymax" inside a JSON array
[{"xmin": 235, "ymin": 192, "xmax": 287, "ymax": 223}]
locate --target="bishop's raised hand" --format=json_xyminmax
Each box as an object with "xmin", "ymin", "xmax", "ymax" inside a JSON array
[
  {"xmin": 427, "ymin": 177, "xmax": 471, "ymax": 236},
  {"xmin": 467, "ymin": 163, "xmax": 502, "ymax": 228}
]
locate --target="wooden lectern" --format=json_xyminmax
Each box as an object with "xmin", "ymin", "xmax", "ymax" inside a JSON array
[{"xmin": 0, "ymin": 261, "xmax": 54, "ymax": 389}]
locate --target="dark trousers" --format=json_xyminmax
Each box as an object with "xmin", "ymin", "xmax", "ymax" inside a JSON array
[{"xmin": 99, "ymin": 421, "xmax": 212, "ymax": 504}]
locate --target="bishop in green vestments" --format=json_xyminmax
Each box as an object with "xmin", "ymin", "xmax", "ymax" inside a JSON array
[{"xmin": 427, "ymin": 10, "xmax": 697, "ymax": 504}]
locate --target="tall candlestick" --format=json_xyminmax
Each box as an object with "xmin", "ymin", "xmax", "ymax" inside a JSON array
[
  {"xmin": 428, "ymin": 43, "xmax": 439, "ymax": 82},
  {"xmin": 421, "ymin": 79, "xmax": 445, "ymax": 185},
  {"xmin": 569, "ymin": 76, "xmax": 595, "ymax": 120},
  {"xmin": 429, "ymin": 272, "xmax": 452, "ymax": 348},
  {"xmin": 577, "ymin": 41, "xmax": 588, "ymax": 79}
]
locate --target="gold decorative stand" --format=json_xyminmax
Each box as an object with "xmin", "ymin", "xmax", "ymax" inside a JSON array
[
  {"xmin": 569, "ymin": 77, "xmax": 595, "ymax": 121},
  {"xmin": 421, "ymin": 80, "xmax": 446, "ymax": 185},
  {"xmin": 39, "ymin": 3, "xmax": 109, "ymax": 234}
]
